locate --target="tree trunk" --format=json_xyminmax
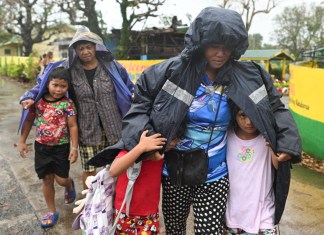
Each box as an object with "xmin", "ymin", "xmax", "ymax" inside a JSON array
[
  {"xmin": 23, "ymin": 41, "xmax": 33, "ymax": 56},
  {"xmin": 84, "ymin": 0, "xmax": 104, "ymax": 39},
  {"xmin": 120, "ymin": 23, "xmax": 131, "ymax": 58}
]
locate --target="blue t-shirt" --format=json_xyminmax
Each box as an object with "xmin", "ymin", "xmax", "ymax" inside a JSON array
[{"xmin": 163, "ymin": 76, "xmax": 231, "ymax": 183}]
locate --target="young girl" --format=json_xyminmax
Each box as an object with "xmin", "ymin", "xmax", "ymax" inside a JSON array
[
  {"xmin": 225, "ymin": 103, "xmax": 278, "ymax": 235},
  {"xmin": 109, "ymin": 130, "xmax": 171, "ymax": 235},
  {"xmin": 19, "ymin": 67, "xmax": 78, "ymax": 228}
]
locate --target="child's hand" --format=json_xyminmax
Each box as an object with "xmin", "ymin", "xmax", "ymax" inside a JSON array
[
  {"xmin": 21, "ymin": 99, "xmax": 35, "ymax": 110},
  {"xmin": 69, "ymin": 150, "xmax": 78, "ymax": 164},
  {"xmin": 269, "ymin": 148, "xmax": 279, "ymax": 170},
  {"xmin": 19, "ymin": 143, "xmax": 28, "ymax": 158},
  {"xmin": 138, "ymin": 130, "xmax": 167, "ymax": 153},
  {"xmin": 277, "ymin": 152, "xmax": 292, "ymax": 162}
]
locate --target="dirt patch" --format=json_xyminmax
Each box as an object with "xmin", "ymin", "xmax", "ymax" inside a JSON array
[{"xmin": 301, "ymin": 152, "xmax": 324, "ymax": 175}]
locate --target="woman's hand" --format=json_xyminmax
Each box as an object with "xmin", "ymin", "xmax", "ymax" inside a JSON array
[{"xmin": 21, "ymin": 99, "xmax": 35, "ymax": 110}]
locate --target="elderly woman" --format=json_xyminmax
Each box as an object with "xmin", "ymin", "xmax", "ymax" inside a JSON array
[
  {"xmin": 19, "ymin": 27, "xmax": 134, "ymax": 190},
  {"xmin": 91, "ymin": 7, "xmax": 301, "ymax": 235}
]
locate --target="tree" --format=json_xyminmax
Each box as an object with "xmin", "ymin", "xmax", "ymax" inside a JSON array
[
  {"xmin": 214, "ymin": 0, "xmax": 279, "ymax": 32},
  {"xmin": 115, "ymin": 0, "xmax": 166, "ymax": 58},
  {"xmin": 57, "ymin": 0, "xmax": 106, "ymax": 39},
  {"xmin": 3, "ymin": 0, "xmax": 57, "ymax": 56},
  {"xmin": 248, "ymin": 33, "xmax": 263, "ymax": 49},
  {"xmin": 0, "ymin": 7, "xmax": 11, "ymax": 43},
  {"xmin": 307, "ymin": 4, "xmax": 324, "ymax": 46},
  {"xmin": 273, "ymin": 4, "xmax": 324, "ymax": 59},
  {"xmin": 263, "ymin": 43, "xmax": 280, "ymax": 49}
]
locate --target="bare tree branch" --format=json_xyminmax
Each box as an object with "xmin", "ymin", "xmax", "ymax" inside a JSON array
[
  {"xmin": 57, "ymin": 0, "xmax": 105, "ymax": 39},
  {"xmin": 215, "ymin": 0, "xmax": 280, "ymax": 32}
]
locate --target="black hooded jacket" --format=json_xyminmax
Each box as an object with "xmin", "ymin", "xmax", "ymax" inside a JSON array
[{"xmin": 89, "ymin": 7, "xmax": 302, "ymax": 224}]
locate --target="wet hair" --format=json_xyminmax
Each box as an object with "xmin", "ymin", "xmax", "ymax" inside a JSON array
[
  {"xmin": 47, "ymin": 51, "xmax": 53, "ymax": 58},
  {"xmin": 228, "ymin": 99, "xmax": 241, "ymax": 132},
  {"xmin": 46, "ymin": 67, "xmax": 70, "ymax": 86},
  {"xmin": 72, "ymin": 40, "xmax": 96, "ymax": 49}
]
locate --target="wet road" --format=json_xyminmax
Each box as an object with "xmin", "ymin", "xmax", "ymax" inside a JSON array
[{"xmin": 0, "ymin": 77, "xmax": 323, "ymax": 235}]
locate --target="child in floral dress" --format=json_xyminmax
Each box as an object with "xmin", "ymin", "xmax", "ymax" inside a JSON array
[{"xmin": 19, "ymin": 67, "xmax": 78, "ymax": 228}]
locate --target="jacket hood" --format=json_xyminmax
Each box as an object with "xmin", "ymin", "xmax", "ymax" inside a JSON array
[
  {"xmin": 184, "ymin": 7, "xmax": 249, "ymax": 60},
  {"xmin": 67, "ymin": 26, "xmax": 113, "ymax": 67}
]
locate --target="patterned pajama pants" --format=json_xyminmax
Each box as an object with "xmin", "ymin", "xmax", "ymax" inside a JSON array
[
  {"xmin": 162, "ymin": 176, "xmax": 229, "ymax": 235},
  {"xmin": 225, "ymin": 226, "xmax": 278, "ymax": 235}
]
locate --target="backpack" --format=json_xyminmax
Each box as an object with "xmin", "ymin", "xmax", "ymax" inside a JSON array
[{"xmin": 72, "ymin": 162, "xmax": 142, "ymax": 235}]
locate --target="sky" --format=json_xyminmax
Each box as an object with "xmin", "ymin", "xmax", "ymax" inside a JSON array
[{"xmin": 99, "ymin": 0, "xmax": 323, "ymax": 44}]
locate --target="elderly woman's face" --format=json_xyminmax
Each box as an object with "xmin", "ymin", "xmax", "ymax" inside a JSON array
[
  {"xmin": 204, "ymin": 44, "xmax": 232, "ymax": 69},
  {"xmin": 75, "ymin": 42, "xmax": 96, "ymax": 63}
]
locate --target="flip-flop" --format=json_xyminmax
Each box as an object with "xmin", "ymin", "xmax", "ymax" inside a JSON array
[
  {"xmin": 64, "ymin": 178, "xmax": 76, "ymax": 204},
  {"xmin": 40, "ymin": 211, "xmax": 59, "ymax": 228}
]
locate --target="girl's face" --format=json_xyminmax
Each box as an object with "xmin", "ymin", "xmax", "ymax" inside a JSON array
[
  {"xmin": 47, "ymin": 78, "xmax": 68, "ymax": 100},
  {"xmin": 236, "ymin": 110, "xmax": 258, "ymax": 136},
  {"xmin": 204, "ymin": 44, "xmax": 232, "ymax": 70}
]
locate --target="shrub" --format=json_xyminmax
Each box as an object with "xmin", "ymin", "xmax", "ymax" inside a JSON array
[
  {"xmin": 22, "ymin": 52, "xmax": 39, "ymax": 82},
  {"xmin": 271, "ymin": 68, "xmax": 283, "ymax": 80},
  {"xmin": 0, "ymin": 57, "xmax": 8, "ymax": 76},
  {"xmin": 7, "ymin": 62, "xmax": 24, "ymax": 78}
]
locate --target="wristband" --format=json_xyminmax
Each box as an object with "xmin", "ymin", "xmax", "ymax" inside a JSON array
[{"xmin": 71, "ymin": 146, "xmax": 78, "ymax": 151}]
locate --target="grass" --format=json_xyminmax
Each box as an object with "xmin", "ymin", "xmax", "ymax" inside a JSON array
[{"xmin": 291, "ymin": 164, "xmax": 324, "ymax": 189}]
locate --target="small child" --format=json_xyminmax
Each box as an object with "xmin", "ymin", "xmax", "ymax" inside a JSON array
[
  {"xmin": 19, "ymin": 67, "xmax": 78, "ymax": 228},
  {"xmin": 225, "ymin": 103, "xmax": 278, "ymax": 235},
  {"xmin": 109, "ymin": 130, "xmax": 168, "ymax": 235}
]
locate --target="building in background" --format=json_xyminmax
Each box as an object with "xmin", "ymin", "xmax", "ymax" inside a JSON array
[{"xmin": 0, "ymin": 23, "xmax": 76, "ymax": 59}]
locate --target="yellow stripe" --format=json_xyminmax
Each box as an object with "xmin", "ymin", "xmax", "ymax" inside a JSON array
[{"xmin": 289, "ymin": 64, "xmax": 324, "ymax": 122}]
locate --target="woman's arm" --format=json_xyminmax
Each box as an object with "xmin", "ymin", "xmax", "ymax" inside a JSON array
[
  {"xmin": 19, "ymin": 75, "xmax": 42, "ymax": 105},
  {"xmin": 114, "ymin": 60, "xmax": 135, "ymax": 93},
  {"xmin": 121, "ymin": 63, "xmax": 169, "ymax": 150},
  {"xmin": 258, "ymin": 65, "xmax": 302, "ymax": 163}
]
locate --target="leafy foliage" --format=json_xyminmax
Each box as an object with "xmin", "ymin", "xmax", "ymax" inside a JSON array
[
  {"xmin": 23, "ymin": 52, "xmax": 40, "ymax": 82},
  {"xmin": 248, "ymin": 33, "xmax": 263, "ymax": 49},
  {"xmin": 0, "ymin": 57, "xmax": 8, "ymax": 76},
  {"xmin": 2, "ymin": 0, "xmax": 58, "ymax": 56},
  {"xmin": 273, "ymin": 4, "xmax": 324, "ymax": 59},
  {"xmin": 0, "ymin": 53, "xmax": 39, "ymax": 81},
  {"xmin": 7, "ymin": 62, "xmax": 24, "ymax": 78}
]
